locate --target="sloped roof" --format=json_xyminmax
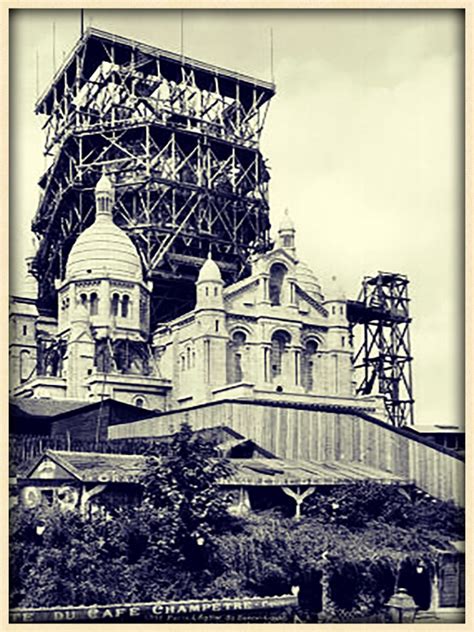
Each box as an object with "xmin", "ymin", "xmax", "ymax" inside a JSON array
[
  {"xmin": 222, "ymin": 458, "xmax": 407, "ymax": 487},
  {"xmin": 11, "ymin": 398, "xmax": 90, "ymax": 419},
  {"xmin": 10, "ymin": 397, "xmax": 158, "ymax": 421},
  {"xmin": 145, "ymin": 425, "xmax": 275, "ymax": 458},
  {"xmin": 217, "ymin": 437, "xmax": 275, "ymax": 458},
  {"xmin": 409, "ymin": 424, "xmax": 464, "ymax": 434},
  {"xmin": 28, "ymin": 450, "xmax": 149, "ymax": 483},
  {"xmin": 24, "ymin": 450, "xmax": 406, "ymax": 488}
]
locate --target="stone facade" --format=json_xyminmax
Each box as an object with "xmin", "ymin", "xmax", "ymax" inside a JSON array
[{"xmin": 10, "ymin": 178, "xmax": 384, "ymax": 419}]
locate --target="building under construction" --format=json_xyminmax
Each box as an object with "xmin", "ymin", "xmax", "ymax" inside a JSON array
[
  {"xmin": 18, "ymin": 28, "xmax": 415, "ymax": 428},
  {"xmin": 10, "ymin": 24, "xmax": 466, "ymax": 622},
  {"xmin": 32, "ymin": 28, "xmax": 275, "ymax": 324}
]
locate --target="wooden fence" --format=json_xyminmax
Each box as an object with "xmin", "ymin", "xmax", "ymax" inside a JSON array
[
  {"xmin": 109, "ymin": 399, "xmax": 465, "ymax": 506},
  {"xmin": 9, "ymin": 435, "xmax": 162, "ymax": 476}
]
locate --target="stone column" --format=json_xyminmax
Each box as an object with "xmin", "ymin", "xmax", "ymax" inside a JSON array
[
  {"xmin": 294, "ymin": 349, "xmax": 303, "ymax": 386},
  {"xmin": 263, "ymin": 346, "xmax": 270, "ymax": 383}
]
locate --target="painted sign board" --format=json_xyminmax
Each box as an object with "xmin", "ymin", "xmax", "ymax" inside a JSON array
[{"xmin": 10, "ymin": 595, "xmax": 298, "ymax": 623}]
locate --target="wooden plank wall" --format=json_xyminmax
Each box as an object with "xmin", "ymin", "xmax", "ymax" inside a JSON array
[{"xmin": 110, "ymin": 402, "xmax": 464, "ymax": 506}]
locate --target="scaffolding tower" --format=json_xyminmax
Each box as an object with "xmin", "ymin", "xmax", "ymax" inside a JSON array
[
  {"xmin": 32, "ymin": 28, "xmax": 275, "ymax": 325},
  {"xmin": 347, "ymin": 272, "xmax": 415, "ymax": 427}
]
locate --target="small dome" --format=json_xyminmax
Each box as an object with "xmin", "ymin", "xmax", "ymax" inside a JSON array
[
  {"xmin": 328, "ymin": 275, "xmax": 346, "ymax": 301},
  {"xmin": 95, "ymin": 172, "xmax": 114, "ymax": 195},
  {"xmin": 279, "ymin": 208, "xmax": 295, "ymax": 232},
  {"xmin": 197, "ymin": 253, "xmax": 222, "ymax": 284},
  {"xmin": 21, "ymin": 256, "xmax": 38, "ymax": 299},
  {"xmin": 296, "ymin": 260, "xmax": 324, "ymax": 302},
  {"xmin": 66, "ymin": 215, "xmax": 142, "ymax": 282}
]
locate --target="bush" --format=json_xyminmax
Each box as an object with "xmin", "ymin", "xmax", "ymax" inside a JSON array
[
  {"xmin": 10, "ymin": 442, "xmax": 464, "ymax": 618},
  {"xmin": 305, "ymin": 481, "xmax": 464, "ymax": 539}
]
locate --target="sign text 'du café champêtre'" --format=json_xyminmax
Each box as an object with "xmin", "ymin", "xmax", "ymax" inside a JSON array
[{"xmin": 10, "ymin": 595, "xmax": 298, "ymax": 623}]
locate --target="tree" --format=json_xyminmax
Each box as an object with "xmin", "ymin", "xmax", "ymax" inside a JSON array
[
  {"xmin": 9, "ymin": 504, "xmax": 134, "ymax": 607},
  {"xmin": 10, "ymin": 422, "xmax": 234, "ymax": 607},
  {"xmin": 139, "ymin": 421, "xmax": 233, "ymax": 570},
  {"xmin": 10, "ymin": 441, "xmax": 464, "ymax": 618},
  {"xmin": 304, "ymin": 481, "xmax": 464, "ymax": 539}
]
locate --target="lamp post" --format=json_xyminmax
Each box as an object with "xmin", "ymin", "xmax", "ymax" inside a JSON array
[
  {"xmin": 35, "ymin": 520, "xmax": 46, "ymax": 537},
  {"xmin": 384, "ymin": 588, "xmax": 418, "ymax": 623}
]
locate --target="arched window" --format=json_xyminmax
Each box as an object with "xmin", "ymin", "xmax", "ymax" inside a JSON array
[
  {"xmin": 134, "ymin": 396, "xmax": 145, "ymax": 408},
  {"xmin": 227, "ymin": 330, "xmax": 247, "ymax": 383},
  {"xmin": 111, "ymin": 293, "xmax": 120, "ymax": 316},
  {"xmin": 121, "ymin": 294, "xmax": 130, "ymax": 318},
  {"xmin": 270, "ymin": 330, "xmax": 291, "ymax": 380},
  {"xmin": 20, "ymin": 350, "xmax": 31, "ymax": 383},
  {"xmin": 269, "ymin": 263, "xmax": 287, "ymax": 306},
  {"xmin": 302, "ymin": 339, "xmax": 318, "ymax": 392},
  {"xmin": 90, "ymin": 292, "xmax": 99, "ymax": 316},
  {"xmin": 80, "ymin": 293, "xmax": 88, "ymax": 307},
  {"xmin": 186, "ymin": 347, "xmax": 192, "ymax": 370}
]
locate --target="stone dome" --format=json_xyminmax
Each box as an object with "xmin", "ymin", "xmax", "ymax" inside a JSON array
[
  {"xmin": 96, "ymin": 171, "xmax": 114, "ymax": 195},
  {"xmin": 197, "ymin": 253, "xmax": 222, "ymax": 284},
  {"xmin": 66, "ymin": 215, "xmax": 142, "ymax": 282},
  {"xmin": 296, "ymin": 260, "xmax": 324, "ymax": 302},
  {"xmin": 279, "ymin": 208, "xmax": 295, "ymax": 232},
  {"xmin": 66, "ymin": 173, "xmax": 142, "ymax": 282},
  {"xmin": 21, "ymin": 256, "xmax": 38, "ymax": 299},
  {"xmin": 328, "ymin": 275, "xmax": 346, "ymax": 301}
]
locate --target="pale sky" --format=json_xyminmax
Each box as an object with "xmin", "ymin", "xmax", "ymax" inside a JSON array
[{"xmin": 9, "ymin": 9, "xmax": 464, "ymax": 427}]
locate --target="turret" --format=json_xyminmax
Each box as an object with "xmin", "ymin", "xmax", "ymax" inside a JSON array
[
  {"xmin": 193, "ymin": 252, "xmax": 227, "ymax": 402},
  {"xmin": 65, "ymin": 299, "xmax": 95, "ymax": 399},
  {"xmin": 56, "ymin": 171, "xmax": 151, "ymax": 341},
  {"xmin": 277, "ymin": 208, "xmax": 296, "ymax": 257},
  {"xmin": 95, "ymin": 170, "xmax": 115, "ymax": 217},
  {"xmin": 325, "ymin": 276, "xmax": 347, "ymax": 327},
  {"xmin": 195, "ymin": 252, "xmax": 224, "ymax": 311},
  {"xmin": 323, "ymin": 275, "xmax": 352, "ymax": 396}
]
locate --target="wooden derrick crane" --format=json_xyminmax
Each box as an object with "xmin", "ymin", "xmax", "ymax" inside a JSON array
[{"xmin": 347, "ymin": 272, "xmax": 415, "ymax": 427}]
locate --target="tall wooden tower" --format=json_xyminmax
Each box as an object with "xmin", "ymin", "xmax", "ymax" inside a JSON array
[{"xmin": 32, "ymin": 28, "xmax": 275, "ymax": 325}]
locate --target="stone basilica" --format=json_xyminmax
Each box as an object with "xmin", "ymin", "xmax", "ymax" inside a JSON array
[{"xmin": 10, "ymin": 173, "xmax": 385, "ymax": 419}]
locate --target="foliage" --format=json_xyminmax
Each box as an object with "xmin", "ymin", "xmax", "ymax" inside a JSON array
[
  {"xmin": 10, "ymin": 505, "xmax": 133, "ymax": 607},
  {"xmin": 139, "ymin": 421, "xmax": 233, "ymax": 568},
  {"xmin": 304, "ymin": 481, "xmax": 464, "ymax": 539},
  {"xmin": 10, "ymin": 422, "xmax": 234, "ymax": 607},
  {"xmin": 10, "ymin": 428, "xmax": 464, "ymax": 622},
  {"xmin": 207, "ymin": 505, "xmax": 462, "ymax": 621}
]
